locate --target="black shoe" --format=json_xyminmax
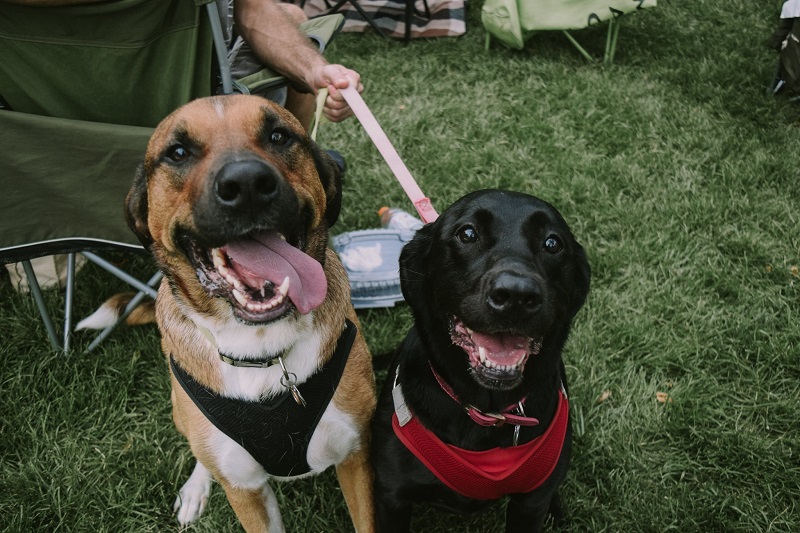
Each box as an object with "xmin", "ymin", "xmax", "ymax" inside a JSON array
[{"xmin": 326, "ymin": 149, "xmax": 347, "ymax": 179}]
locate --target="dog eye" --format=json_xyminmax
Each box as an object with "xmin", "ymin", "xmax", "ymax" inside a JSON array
[
  {"xmin": 269, "ymin": 130, "xmax": 290, "ymax": 146},
  {"xmin": 544, "ymin": 235, "xmax": 563, "ymax": 254},
  {"xmin": 166, "ymin": 144, "xmax": 190, "ymax": 163},
  {"xmin": 457, "ymin": 225, "xmax": 478, "ymax": 244}
]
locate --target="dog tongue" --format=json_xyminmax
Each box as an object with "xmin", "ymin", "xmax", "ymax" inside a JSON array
[
  {"xmin": 223, "ymin": 231, "xmax": 327, "ymax": 315},
  {"xmin": 470, "ymin": 331, "xmax": 530, "ymax": 366}
]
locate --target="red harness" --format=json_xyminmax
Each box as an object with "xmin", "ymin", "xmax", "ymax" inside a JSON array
[{"xmin": 391, "ymin": 371, "xmax": 569, "ymax": 500}]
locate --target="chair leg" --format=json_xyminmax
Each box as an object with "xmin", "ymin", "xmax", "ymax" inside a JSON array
[
  {"xmin": 405, "ymin": 0, "xmax": 412, "ymax": 44},
  {"xmin": 63, "ymin": 253, "xmax": 76, "ymax": 353},
  {"xmin": 85, "ymin": 271, "xmax": 163, "ymax": 353},
  {"xmin": 604, "ymin": 17, "xmax": 622, "ymax": 64},
  {"xmin": 81, "ymin": 251, "xmax": 159, "ymax": 299},
  {"xmin": 562, "ymin": 31, "xmax": 595, "ymax": 62},
  {"xmin": 328, "ymin": 0, "xmax": 389, "ymax": 39},
  {"xmin": 404, "ymin": 0, "xmax": 431, "ymax": 44},
  {"xmin": 21, "ymin": 260, "xmax": 61, "ymax": 352}
]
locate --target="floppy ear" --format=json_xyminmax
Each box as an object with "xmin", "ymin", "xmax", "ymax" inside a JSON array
[
  {"xmin": 124, "ymin": 162, "xmax": 153, "ymax": 247},
  {"xmin": 568, "ymin": 243, "xmax": 591, "ymax": 317},
  {"xmin": 399, "ymin": 223, "xmax": 434, "ymax": 306},
  {"xmin": 310, "ymin": 144, "xmax": 343, "ymax": 228}
]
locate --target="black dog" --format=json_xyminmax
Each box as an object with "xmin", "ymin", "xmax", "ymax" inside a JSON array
[{"xmin": 371, "ymin": 189, "xmax": 590, "ymax": 533}]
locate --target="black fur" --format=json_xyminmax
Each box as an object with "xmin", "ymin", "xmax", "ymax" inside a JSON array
[{"xmin": 371, "ymin": 189, "xmax": 590, "ymax": 533}]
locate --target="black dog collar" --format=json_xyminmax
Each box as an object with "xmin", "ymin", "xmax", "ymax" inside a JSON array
[{"xmin": 194, "ymin": 322, "xmax": 284, "ymax": 368}]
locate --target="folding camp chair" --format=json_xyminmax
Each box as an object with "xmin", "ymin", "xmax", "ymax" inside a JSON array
[
  {"xmin": 0, "ymin": 0, "xmax": 344, "ymax": 353},
  {"xmin": 481, "ymin": 0, "xmax": 656, "ymax": 63}
]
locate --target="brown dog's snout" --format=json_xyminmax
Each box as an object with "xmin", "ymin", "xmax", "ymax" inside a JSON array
[
  {"xmin": 215, "ymin": 159, "xmax": 279, "ymax": 212},
  {"xmin": 487, "ymin": 271, "xmax": 542, "ymax": 315}
]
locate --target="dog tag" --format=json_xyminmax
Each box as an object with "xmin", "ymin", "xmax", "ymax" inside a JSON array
[
  {"xmin": 392, "ymin": 383, "xmax": 412, "ymax": 427},
  {"xmin": 288, "ymin": 383, "xmax": 307, "ymax": 408},
  {"xmin": 512, "ymin": 401, "xmax": 525, "ymax": 446},
  {"xmin": 277, "ymin": 357, "xmax": 307, "ymax": 407}
]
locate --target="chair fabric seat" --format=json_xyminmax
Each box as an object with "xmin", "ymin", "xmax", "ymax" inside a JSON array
[
  {"xmin": 0, "ymin": 0, "xmax": 214, "ymax": 127},
  {"xmin": 0, "ymin": 111, "xmax": 152, "ymax": 263},
  {"xmin": 482, "ymin": 0, "xmax": 657, "ymax": 50}
]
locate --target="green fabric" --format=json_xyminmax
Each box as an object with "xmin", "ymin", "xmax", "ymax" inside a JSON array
[
  {"xmin": 0, "ymin": 0, "xmax": 214, "ymax": 127},
  {"xmin": 0, "ymin": 111, "xmax": 152, "ymax": 263},
  {"xmin": 480, "ymin": 0, "xmax": 524, "ymax": 49},
  {"xmin": 482, "ymin": 0, "xmax": 657, "ymax": 50}
]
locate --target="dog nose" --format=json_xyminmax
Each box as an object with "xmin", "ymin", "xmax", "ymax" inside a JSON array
[
  {"xmin": 487, "ymin": 272, "xmax": 542, "ymax": 314},
  {"xmin": 214, "ymin": 160, "xmax": 279, "ymax": 211}
]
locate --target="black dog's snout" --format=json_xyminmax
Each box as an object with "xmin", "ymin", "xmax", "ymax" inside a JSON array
[
  {"xmin": 487, "ymin": 272, "xmax": 542, "ymax": 314},
  {"xmin": 215, "ymin": 160, "xmax": 279, "ymax": 211}
]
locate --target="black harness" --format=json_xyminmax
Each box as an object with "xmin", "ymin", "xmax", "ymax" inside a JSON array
[{"xmin": 170, "ymin": 320, "xmax": 357, "ymax": 477}]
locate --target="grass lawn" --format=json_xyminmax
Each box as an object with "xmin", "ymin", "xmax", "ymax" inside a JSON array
[{"xmin": 1, "ymin": 1, "xmax": 799, "ymax": 531}]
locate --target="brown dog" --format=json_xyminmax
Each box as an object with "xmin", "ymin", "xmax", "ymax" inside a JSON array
[{"xmin": 123, "ymin": 94, "xmax": 375, "ymax": 532}]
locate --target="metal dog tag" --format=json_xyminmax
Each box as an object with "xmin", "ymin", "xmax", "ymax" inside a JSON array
[
  {"xmin": 513, "ymin": 401, "xmax": 525, "ymax": 446},
  {"xmin": 278, "ymin": 356, "xmax": 307, "ymax": 407},
  {"xmin": 288, "ymin": 383, "xmax": 307, "ymax": 408},
  {"xmin": 392, "ymin": 383, "xmax": 412, "ymax": 427}
]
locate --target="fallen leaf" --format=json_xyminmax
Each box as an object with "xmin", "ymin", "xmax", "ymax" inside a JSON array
[
  {"xmin": 596, "ymin": 390, "xmax": 612, "ymax": 404},
  {"xmin": 656, "ymin": 391, "xmax": 672, "ymax": 403},
  {"xmin": 790, "ymin": 266, "xmax": 799, "ymax": 277}
]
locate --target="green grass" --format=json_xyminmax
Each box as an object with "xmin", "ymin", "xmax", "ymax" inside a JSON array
[{"xmin": 2, "ymin": 1, "xmax": 799, "ymax": 531}]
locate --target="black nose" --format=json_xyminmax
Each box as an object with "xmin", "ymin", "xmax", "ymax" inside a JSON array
[
  {"xmin": 487, "ymin": 272, "xmax": 542, "ymax": 314},
  {"xmin": 214, "ymin": 160, "xmax": 279, "ymax": 211}
]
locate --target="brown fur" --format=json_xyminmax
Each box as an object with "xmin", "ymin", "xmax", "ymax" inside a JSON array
[{"xmin": 127, "ymin": 95, "xmax": 375, "ymax": 532}]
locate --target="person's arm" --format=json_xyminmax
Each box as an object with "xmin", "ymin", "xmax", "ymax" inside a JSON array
[
  {"xmin": 233, "ymin": 0, "xmax": 363, "ymax": 122},
  {"xmin": 234, "ymin": 0, "xmax": 323, "ymax": 92}
]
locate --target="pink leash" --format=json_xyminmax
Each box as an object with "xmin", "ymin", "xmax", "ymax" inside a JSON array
[{"xmin": 340, "ymin": 86, "xmax": 438, "ymax": 224}]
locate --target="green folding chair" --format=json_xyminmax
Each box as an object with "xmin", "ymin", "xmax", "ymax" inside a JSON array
[
  {"xmin": 0, "ymin": 0, "xmax": 344, "ymax": 352},
  {"xmin": 481, "ymin": 0, "xmax": 657, "ymax": 63}
]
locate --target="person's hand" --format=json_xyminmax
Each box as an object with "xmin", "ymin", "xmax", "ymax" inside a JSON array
[{"xmin": 310, "ymin": 64, "xmax": 364, "ymax": 123}]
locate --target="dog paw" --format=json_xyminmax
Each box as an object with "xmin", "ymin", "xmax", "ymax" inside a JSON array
[{"xmin": 173, "ymin": 463, "xmax": 212, "ymax": 526}]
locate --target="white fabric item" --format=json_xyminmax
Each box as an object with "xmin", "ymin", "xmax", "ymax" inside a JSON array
[{"xmin": 782, "ymin": 0, "xmax": 800, "ymax": 19}]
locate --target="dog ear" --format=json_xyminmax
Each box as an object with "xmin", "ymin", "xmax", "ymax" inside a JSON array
[
  {"xmin": 569, "ymin": 243, "xmax": 591, "ymax": 317},
  {"xmin": 124, "ymin": 162, "xmax": 153, "ymax": 247},
  {"xmin": 399, "ymin": 223, "xmax": 434, "ymax": 306},
  {"xmin": 310, "ymin": 145, "xmax": 343, "ymax": 228}
]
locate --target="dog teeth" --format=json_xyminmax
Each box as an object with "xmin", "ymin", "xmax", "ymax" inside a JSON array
[
  {"xmin": 212, "ymin": 248, "xmax": 225, "ymax": 266},
  {"xmin": 225, "ymin": 275, "xmax": 245, "ymax": 292},
  {"xmin": 232, "ymin": 289, "xmax": 248, "ymax": 306},
  {"xmin": 277, "ymin": 276, "xmax": 290, "ymax": 297},
  {"xmin": 478, "ymin": 346, "xmax": 487, "ymax": 364}
]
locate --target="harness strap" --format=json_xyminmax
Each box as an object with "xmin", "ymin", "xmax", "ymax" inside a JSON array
[
  {"xmin": 391, "ymin": 388, "xmax": 569, "ymax": 500},
  {"xmin": 170, "ymin": 320, "xmax": 357, "ymax": 477}
]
